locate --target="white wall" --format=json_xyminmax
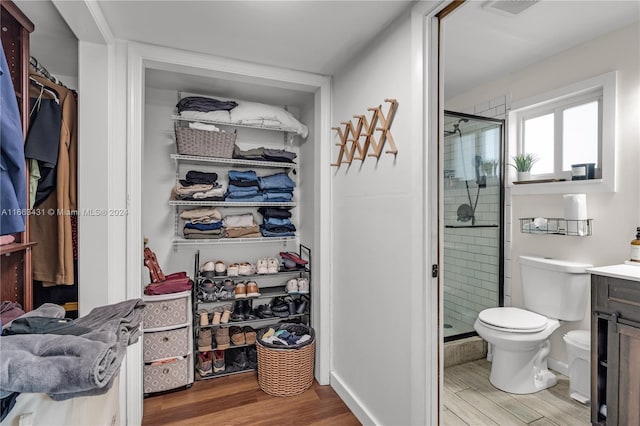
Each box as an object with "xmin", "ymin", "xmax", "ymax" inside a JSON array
[
  {"xmin": 446, "ymin": 23, "xmax": 640, "ymax": 366},
  {"xmin": 330, "ymin": 10, "xmax": 427, "ymax": 425}
]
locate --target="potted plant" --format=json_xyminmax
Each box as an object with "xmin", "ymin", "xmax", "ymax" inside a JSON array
[{"xmin": 510, "ymin": 153, "xmax": 538, "ymax": 181}]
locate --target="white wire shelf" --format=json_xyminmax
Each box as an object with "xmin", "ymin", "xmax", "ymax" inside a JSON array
[
  {"xmin": 172, "ymin": 236, "xmax": 297, "ymax": 246},
  {"xmin": 170, "ymin": 154, "xmax": 298, "ymax": 169},
  {"xmin": 170, "ymin": 200, "xmax": 296, "ymax": 207},
  {"xmin": 171, "ymin": 114, "xmax": 299, "ymax": 134},
  {"xmin": 519, "ymin": 218, "xmax": 593, "ymax": 236}
]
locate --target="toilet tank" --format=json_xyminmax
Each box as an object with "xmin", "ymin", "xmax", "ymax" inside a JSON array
[{"xmin": 520, "ymin": 256, "xmax": 593, "ymax": 321}]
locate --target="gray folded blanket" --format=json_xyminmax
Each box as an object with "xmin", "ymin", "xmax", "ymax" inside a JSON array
[{"xmin": 0, "ymin": 299, "xmax": 144, "ymax": 401}]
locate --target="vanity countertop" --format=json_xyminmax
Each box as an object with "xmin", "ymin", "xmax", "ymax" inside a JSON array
[{"xmin": 587, "ymin": 262, "xmax": 640, "ymax": 282}]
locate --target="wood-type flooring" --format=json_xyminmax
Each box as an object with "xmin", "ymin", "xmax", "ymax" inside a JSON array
[
  {"xmin": 142, "ymin": 371, "xmax": 361, "ymax": 426},
  {"xmin": 143, "ymin": 359, "xmax": 590, "ymax": 425},
  {"xmin": 443, "ymin": 359, "xmax": 591, "ymax": 425}
]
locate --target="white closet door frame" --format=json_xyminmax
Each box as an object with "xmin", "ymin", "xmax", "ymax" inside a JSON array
[{"xmin": 125, "ymin": 41, "xmax": 332, "ymax": 419}]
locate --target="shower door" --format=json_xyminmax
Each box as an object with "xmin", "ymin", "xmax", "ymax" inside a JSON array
[{"xmin": 442, "ymin": 111, "xmax": 504, "ymax": 341}]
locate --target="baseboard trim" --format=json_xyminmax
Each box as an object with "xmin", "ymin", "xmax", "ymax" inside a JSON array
[
  {"xmin": 548, "ymin": 357, "xmax": 569, "ymax": 376},
  {"xmin": 330, "ymin": 371, "xmax": 379, "ymax": 425}
]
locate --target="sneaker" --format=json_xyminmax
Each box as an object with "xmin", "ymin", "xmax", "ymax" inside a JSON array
[
  {"xmin": 238, "ymin": 262, "xmax": 256, "ymax": 276},
  {"xmin": 227, "ymin": 263, "xmax": 239, "ymax": 277},
  {"xmin": 246, "ymin": 346, "xmax": 257, "ymax": 369},
  {"xmin": 231, "ymin": 348, "xmax": 248, "ymax": 369},
  {"xmin": 297, "ymin": 278, "xmax": 309, "ymax": 294},
  {"xmin": 196, "ymin": 351, "xmax": 212, "ymax": 376},
  {"xmin": 230, "ymin": 301, "xmax": 245, "ymax": 322},
  {"xmin": 230, "ymin": 326, "xmax": 246, "ymax": 346},
  {"xmin": 256, "ymin": 258, "xmax": 269, "ymax": 274},
  {"xmin": 212, "ymin": 350, "xmax": 225, "ymax": 373},
  {"xmin": 246, "ymin": 281, "xmax": 260, "ymax": 297},
  {"xmin": 267, "ymin": 257, "xmax": 280, "ymax": 274},
  {"xmin": 199, "ymin": 278, "xmax": 218, "ymax": 302},
  {"xmin": 197, "ymin": 329, "xmax": 213, "ymax": 352},
  {"xmin": 215, "ymin": 327, "xmax": 230, "ymax": 350},
  {"xmin": 286, "ymin": 278, "xmax": 299, "ymax": 294},
  {"xmin": 200, "ymin": 261, "xmax": 216, "ymax": 278},
  {"xmin": 220, "ymin": 280, "xmax": 235, "ymax": 300},
  {"xmin": 234, "ymin": 282, "xmax": 247, "ymax": 299},
  {"xmin": 214, "ymin": 260, "xmax": 227, "ymax": 276}
]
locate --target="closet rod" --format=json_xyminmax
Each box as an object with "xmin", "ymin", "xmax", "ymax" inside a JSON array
[{"xmin": 29, "ymin": 56, "xmax": 66, "ymax": 88}]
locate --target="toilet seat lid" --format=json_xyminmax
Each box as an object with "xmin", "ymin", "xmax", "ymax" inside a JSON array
[{"xmin": 479, "ymin": 307, "xmax": 548, "ymax": 332}]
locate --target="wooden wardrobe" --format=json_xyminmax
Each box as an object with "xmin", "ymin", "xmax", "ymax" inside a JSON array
[{"xmin": 0, "ymin": 0, "xmax": 35, "ymax": 311}]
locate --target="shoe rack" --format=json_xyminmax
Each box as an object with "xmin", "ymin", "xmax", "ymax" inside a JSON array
[{"xmin": 191, "ymin": 245, "xmax": 311, "ymax": 380}]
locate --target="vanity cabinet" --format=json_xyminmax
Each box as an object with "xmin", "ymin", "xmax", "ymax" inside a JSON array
[{"xmin": 591, "ymin": 270, "xmax": 640, "ymax": 426}]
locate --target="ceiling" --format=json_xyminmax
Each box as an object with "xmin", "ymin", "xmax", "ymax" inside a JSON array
[
  {"xmin": 13, "ymin": 1, "xmax": 640, "ymax": 99},
  {"xmin": 443, "ymin": 0, "xmax": 640, "ymax": 98}
]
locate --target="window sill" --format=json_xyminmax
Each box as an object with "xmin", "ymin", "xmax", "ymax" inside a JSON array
[{"xmin": 509, "ymin": 178, "xmax": 614, "ymax": 195}]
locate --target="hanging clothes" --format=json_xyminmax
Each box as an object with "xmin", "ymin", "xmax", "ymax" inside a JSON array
[
  {"xmin": 29, "ymin": 72, "xmax": 77, "ymax": 286},
  {"xmin": 0, "ymin": 40, "xmax": 27, "ymax": 236}
]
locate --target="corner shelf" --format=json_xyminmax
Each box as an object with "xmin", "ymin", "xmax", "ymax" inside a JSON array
[{"xmin": 519, "ymin": 218, "xmax": 593, "ymax": 236}]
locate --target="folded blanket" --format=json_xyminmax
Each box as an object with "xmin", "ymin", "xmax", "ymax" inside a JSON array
[
  {"xmin": 223, "ymin": 213, "xmax": 255, "ymax": 228},
  {"xmin": 176, "ymin": 96, "xmax": 237, "ymax": 113},
  {"xmin": 0, "ymin": 299, "xmax": 144, "ymax": 401},
  {"xmin": 229, "ymin": 101, "xmax": 308, "ymax": 138}
]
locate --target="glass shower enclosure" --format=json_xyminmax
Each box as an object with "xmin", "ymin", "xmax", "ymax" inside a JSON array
[{"xmin": 442, "ymin": 111, "xmax": 504, "ymax": 341}]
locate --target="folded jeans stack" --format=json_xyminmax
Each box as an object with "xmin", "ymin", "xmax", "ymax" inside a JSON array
[
  {"xmin": 225, "ymin": 170, "xmax": 263, "ymax": 202},
  {"xmin": 258, "ymin": 206, "xmax": 296, "ymax": 239},
  {"xmin": 233, "ymin": 146, "xmax": 297, "ymax": 163}
]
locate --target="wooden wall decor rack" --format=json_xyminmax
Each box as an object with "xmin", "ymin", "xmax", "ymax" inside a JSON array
[{"xmin": 331, "ymin": 98, "xmax": 398, "ymax": 167}]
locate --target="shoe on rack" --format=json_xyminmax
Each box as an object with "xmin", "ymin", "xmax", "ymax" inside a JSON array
[
  {"xmin": 220, "ymin": 280, "xmax": 235, "ymax": 300},
  {"xmin": 231, "ymin": 348, "xmax": 248, "ymax": 370},
  {"xmin": 234, "ymin": 282, "xmax": 247, "ymax": 299},
  {"xmin": 267, "ymin": 257, "xmax": 280, "ymax": 274},
  {"xmin": 285, "ymin": 297, "xmax": 296, "ymax": 316},
  {"xmin": 256, "ymin": 258, "xmax": 269, "ymax": 274},
  {"xmin": 200, "ymin": 261, "xmax": 216, "ymax": 278},
  {"xmin": 197, "ymin": 329, "xmax": 213, "ymax": 352},
  {"xmin": 230, "ymin": 301, "xmax": 245, "ymax": 322},
  {"xmin": 214, "ymin": 260, "xmax": 227, "ymax": 276},
  {"xmin": 286, "ymin": 278, "xmax": 299, "ymax": 294},
  {"xmin": 196, "ymin": 351, "xmax": 212, "ymax": 376},
  {"xmin": 246, "ymin": 346, "xmax": 257, "ymax": 369},
  {"xmin": 230, "ymin": 326, "xmax": 246, "ymax": 346},
  {"xmin": 297, "ymin": 278, "xmax": 309, "ymax": 294},
  {"xmin": 296, "ymin": 296, "xmax": 309, "ymax": 314},
  {"xmin": 241, "ymin": 299, "xmax": 256, "ymax": 320},
  {"xmin": 243, "ymin": 326, "xmax": 257, "ymax": 345},
  {"xmin": 197, "ymin": 309, "xmax": 210, "ymax": 326},
  {"xmin": 215, "ymin": 327, "xmax": 230, "ymax": 350},
  {"xmin": 238, "ymin": 262, "xmax": 256, "ymax": 276},
  {"xmin": 211, "ymin": 306, "xmax": 223, "ymax": 325},
  {"xmin": 255, "ymin": 304, "xmax": 274, "ymax": 319},
  {"xmin": 199, "ymin": 278, "xmax": 218, "ymax": 302},
  {"xmin": 220, "ymin": 303, "xmax": 233, "ymax": 324},
  {"xmin": 279, "ymin": 251, "xmax": 309, "ymax": 267},
  {"xmin": 227, "ymin": 263, "xmax": 239, "ymax": 277},
  {"xmin": 246, "ymin": 281, "xmax": 260, "ymax": 298},
  {"xmin": 213, "ymin": 350, "xmax": 225, "ymax": 373}
]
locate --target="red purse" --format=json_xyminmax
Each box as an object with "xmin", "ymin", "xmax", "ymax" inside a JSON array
[{"xmin": 144, "ymin": 272, "xmax": 193, "ymax": 295}]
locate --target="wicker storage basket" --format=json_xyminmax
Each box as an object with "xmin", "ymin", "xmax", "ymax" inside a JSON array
[
  {"xmin": 256, "ymin": 324, "xmax": 315, "ymax": 397},
  {"xmin": 175, "ymin": 126, "xmax": 237, "ymax": 158}
]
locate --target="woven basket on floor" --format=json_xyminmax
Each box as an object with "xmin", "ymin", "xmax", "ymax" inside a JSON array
[
  {"xmin": 256, "ymin": 324, "xmax": 315, "ymax": 397},
  {"xmin": 175, "ymin": 126, "xmax": 236, "ymax": 158}
]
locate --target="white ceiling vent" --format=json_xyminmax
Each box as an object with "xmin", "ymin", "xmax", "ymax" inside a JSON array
[{"xmin": 483, "ymin": 0, "xmax": 540, "ymax": 17}]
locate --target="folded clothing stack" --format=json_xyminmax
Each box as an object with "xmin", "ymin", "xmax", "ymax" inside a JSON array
[
  {"xmin": 258, "ymin": 207, "xmax": 295, "ymax": 238},
  {"xmin": 223, "ymin": 213, "xmax": 260, "ymax": 238},
  {"xmin": 233, "ymin": 146, "xmax": 297, "ymax": 163},
  {"xmin": 173, "ymin": 170, "xmax": 225, "ymax": 201},
  {"xmin": 180, "ymin": 207, "xmax": 225, "ymax": 239},
  {"xmin": 224, "ymin": 170, "xmax": 295, "ymax": 204}
]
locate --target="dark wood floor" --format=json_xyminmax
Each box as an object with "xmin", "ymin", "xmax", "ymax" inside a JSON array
[{"xmin": 142, "ymin": 372, "xmax": 361, "ymax": 426}]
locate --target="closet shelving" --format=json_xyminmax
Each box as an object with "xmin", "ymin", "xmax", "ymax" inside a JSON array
[
  {"xmin": 519, "ymin": 218, "xmax": 593, "ymax": 236},
  {"xmin": 192, "ymin": 247, "xmax": 311, "ymax": 380},
  {"xmin": 170, "ymin": 117, "xmax": 300, "ymax": 247}
]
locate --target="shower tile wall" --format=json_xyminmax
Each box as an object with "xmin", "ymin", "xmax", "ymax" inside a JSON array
[{"xmin": 443, "ymin": 182, "xmax": 500, "ymax": 331}]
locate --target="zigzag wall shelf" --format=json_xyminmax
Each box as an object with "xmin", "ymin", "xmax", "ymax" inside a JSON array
[{"xmin": 331, "ymin": 98, "xmax": 398, "ymax": 167}]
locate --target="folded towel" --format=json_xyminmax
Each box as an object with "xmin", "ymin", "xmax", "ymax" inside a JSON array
[{"xmin": 188, "ymin": 122, "xmax": 220, "ymax": 132}]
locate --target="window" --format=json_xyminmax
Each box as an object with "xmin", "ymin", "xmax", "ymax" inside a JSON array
[
  {"xmin": 509, "ymin": 72, "xmax": 616, "ymax": 193},
  {"xmin": 519, "ymin": 90, "xmax": 602, "ymax": 178}
]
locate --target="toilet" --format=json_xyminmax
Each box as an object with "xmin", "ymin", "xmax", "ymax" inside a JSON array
[{"xmin": 474, "ymin": 255, "xmax": 593, "ymax": 394}]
